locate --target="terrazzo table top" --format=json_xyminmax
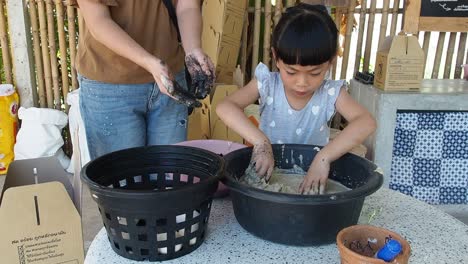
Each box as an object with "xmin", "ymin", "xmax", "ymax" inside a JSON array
[{"xmin": 85, "ymin": 188, "xmax": 468, "ymax": 264}]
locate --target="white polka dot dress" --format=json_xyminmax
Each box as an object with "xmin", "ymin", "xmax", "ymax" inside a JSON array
[{"xmin": 255, "ymin": 63, "xmax": 344, "ymax": 146}]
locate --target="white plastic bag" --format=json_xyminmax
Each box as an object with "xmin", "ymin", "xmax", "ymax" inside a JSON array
[
  {"xmin": 14, "ymin": 107, "xmax": 70, "ymax": 169},
  {"xmin": 66, "ymin": 89, "xmax": 90, "ymax": 173}
]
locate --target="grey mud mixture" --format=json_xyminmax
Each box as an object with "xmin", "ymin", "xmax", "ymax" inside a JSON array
[{"xmin": 241, "ymin": 164, "xmax": 351, "ymax": 195}]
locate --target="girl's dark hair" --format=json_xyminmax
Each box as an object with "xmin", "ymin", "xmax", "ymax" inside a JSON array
[{"xmin": 272, "ymin": 4, "xmax": 338, "ymax": 66}]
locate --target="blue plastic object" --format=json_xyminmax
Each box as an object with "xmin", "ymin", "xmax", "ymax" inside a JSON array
[{"xmin": 376, "ymin": 239, "xmax": 402, "ymax": 262}]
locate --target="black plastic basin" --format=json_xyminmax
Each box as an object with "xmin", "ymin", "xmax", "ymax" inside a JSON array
[{"xmin": 222, "ymin": 144, "xmax": 383, "ymax": 246}]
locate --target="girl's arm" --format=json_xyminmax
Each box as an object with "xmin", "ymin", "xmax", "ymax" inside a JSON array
[
  {"xmin": 216, "ymin": 79, "xmax": 274, "ymax": 178},
  {"xmin": 216, "ymin": 79, "xmax": 266, "ymax": 144},
  {"xmin": 76, "ymin": 0, "xmax": 199, "ymax": 107},
  {"xmin": 318, "ymin": 88, "xmax": 376, "ymax": 163},
  {"xmin": 299, "ymin": 87, "xmax": 376, "ymax": 194}
]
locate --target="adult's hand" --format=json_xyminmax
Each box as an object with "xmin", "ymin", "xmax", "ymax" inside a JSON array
[
  {"xmin": 185, "ymin": 48, "xmax": 215, "ymax": 99},
  {"xmin": 150, "ymin": 58, "xmax": 201, "ymax": 108}
]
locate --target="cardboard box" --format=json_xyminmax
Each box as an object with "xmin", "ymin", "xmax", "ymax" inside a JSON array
[
  {"xmin": 187, "ymin": 84, "xmax": 246, "ymax": 142},
  {"xmin": 202, "ymin": 0, "xmax": 247, "ymax": 84},
  {"xmin": 374, "ymin": 34, "xmax": 424, "ymax": 91},
  {"xmin": 0, "ymin": 157, "xmax": 84, "ymax": 264},
  {"xmin": 0, "ymin": 157, "xmax": 81, "ymax": 211},
  {"xmin": 209, "ymin": 85, "xmax": 243, "ymax": 143},
  {"xmin": 187, "ymin": 96, "xmax": 211, "ymax": 140}
]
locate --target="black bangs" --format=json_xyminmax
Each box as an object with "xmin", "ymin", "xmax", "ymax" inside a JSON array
[{"xmin": 272, "ymin": 5, "xmax": 338, "ymax": 66}]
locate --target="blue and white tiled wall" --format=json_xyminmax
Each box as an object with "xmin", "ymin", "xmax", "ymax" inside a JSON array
[{"xmin": 390, "ymin": 111, "xmax": 468, "ymax": 205}]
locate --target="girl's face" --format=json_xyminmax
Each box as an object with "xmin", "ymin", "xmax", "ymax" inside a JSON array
[{"xmin": 276, "ymin": 59, "xmax": 332, "ymax": 101}]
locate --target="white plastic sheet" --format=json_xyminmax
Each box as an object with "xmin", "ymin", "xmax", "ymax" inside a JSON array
[
  {"xmin": 14, "ymin": 107, "xmax": 70, "ymax": 169},
  {"xmin": 66, "ymin": 89, "xmax": 90, "ymax": 173}
]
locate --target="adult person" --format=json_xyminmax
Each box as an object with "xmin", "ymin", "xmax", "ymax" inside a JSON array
[{"xmin": 73, "ymin": 0, "xmax": 215, "ymax": 159}]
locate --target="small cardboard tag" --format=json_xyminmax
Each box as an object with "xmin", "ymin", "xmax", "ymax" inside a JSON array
[{"xmin": 0, "ymin": 182, "xmax": 84, "ymax": 264}]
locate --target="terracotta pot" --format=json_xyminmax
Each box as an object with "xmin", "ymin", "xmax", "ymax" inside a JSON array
[{"xmin": 336, "ymin": 225, "xmax": 411, "ymax": 264}]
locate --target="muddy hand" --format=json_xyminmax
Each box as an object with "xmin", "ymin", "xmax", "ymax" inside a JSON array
[
  {"xmin": 251, "ymin": 140, "xmax": 274, "ymax": 181},
  {"xmin": 299, "ymin": 155, "xmax": 330, "ymax": 195},
  {"xmin": 185, "ymin": 49, "xmax": 215, "ymax": 99},
  {"xmin": 160, "ymin": 72, "xmax": 202, "ymax": 108}
]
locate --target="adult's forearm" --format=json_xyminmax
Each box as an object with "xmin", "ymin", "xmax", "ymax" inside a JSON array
[{"xmin": 177, "ymin": 5, "xmax": 202, "ymax": 53}]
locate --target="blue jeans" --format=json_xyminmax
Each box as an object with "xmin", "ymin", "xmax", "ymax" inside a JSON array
[{"xmin": 78, "ymin": 71, "xmax": 188, "ymax": 160}]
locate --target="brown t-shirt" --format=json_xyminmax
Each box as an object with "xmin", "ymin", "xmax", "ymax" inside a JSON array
[{"xmin": 72, "ymin": 0, "xmax": 185, "ymax": 84}]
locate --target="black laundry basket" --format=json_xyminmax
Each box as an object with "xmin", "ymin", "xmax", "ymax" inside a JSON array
[{"xmin": 81, "ymin": 145, "xmax": 223, "ymax": 261}]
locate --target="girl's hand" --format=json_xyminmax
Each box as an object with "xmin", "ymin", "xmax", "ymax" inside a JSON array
[
  {"xmin": 299, "ymin": 154, "xmax": 330, "ymax": 194},
  {"xmin": 149, "ymin": 58, "xmax": 201, "ymax": 108},
  {"xmin": 185, "ymin": 48, "xmax": 215, "ymax": 99},
  {"xmin": 251, "ymin": 140, "xmax": 274, "ymax": 180}
]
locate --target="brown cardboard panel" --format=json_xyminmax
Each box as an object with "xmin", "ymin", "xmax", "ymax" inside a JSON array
[
  {"xmin": 0, "ymin": 182, "xmax": 84, "ymax": 264},
  {"xmin": 226, "ymin": 0, "xmax": 247, "ymax": 10},
  {"xmin": 218, "ymin": 41, "xmax": 241, "ymax": 69},
  {"xmin": 374, "ymin": 34, "xmax": 424, "ymax": 91},
  {"xmin": 215, "ymin": 64, "xmax": 237, "ymax": 85},
  {"xmin": 202, "ymin": 0, "xmax": 246, "ymax": 84},
  {"xmin": 187, "ymin": 96, "xmax": 211, "ymax": 140},
  {"xmin": 0, "ymin": 157, "xmax": 75, "ymax": 209},
  {"xmin": 210, "ymin": 85, "xmax": 243, "ymax": 143},
  {"xmin": 223, "ymin": 7, "xmax": 244, "ymax": 39}
]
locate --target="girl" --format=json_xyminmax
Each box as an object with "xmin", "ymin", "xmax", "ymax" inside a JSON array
[{"xmin": 216, "ymin": 4, "xmax": 376, "ymax": 194}]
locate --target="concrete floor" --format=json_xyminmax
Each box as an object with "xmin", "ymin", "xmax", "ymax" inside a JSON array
[
  {"xmin": 80, "ymin": 185, "xmax": 103, "ymax": 252},
  {"xmin": 0, "ymin": 175, "xmax": 467, "ymax": 255}
]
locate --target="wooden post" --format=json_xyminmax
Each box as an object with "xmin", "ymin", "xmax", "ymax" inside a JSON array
[
  {"xmin": 67, "ymin": 4, "xmax": 78, "ymax": 90},
  {"xmin": 340, "ymin": 0, "xmax": 356, "ymax": 80},
  {"xmin": 240, "ymin": 10, "xmax": 248, "ymax": 76},
  {"xmin": 263, "ymin": 0, "xmax": 272, "ymax": 67},
  {"xmin": 6, "ymin": 0, "xmax": 37, "ymax": 107},
  {"xmin": 389, "ymin": 0, "xmax": 400, "ymax": 36},
  {"xmin": 403, "ymin": 0, "xmax": 420, "ymax": 34},
  {"xmin": 46, "ymin": 0, "xmax": 61, "ymax": 110},
  {"xmin": 29, "ymin": 0, "xmax": 46, "ymax": 108},
  {"xmin": 332, "ymin": 7, "xmax": 343, "ymax": 79},
  {"xmin": 272, "ymin": 0, "xmax": 283, "ymax": 71},
  {"xmin": 251, "ymin": 0, "xmax": 261, "ymax": 75},
  {"xmin": 443, "ymin": 33, "xmax": 457, "ymax": 79},
  {"xmin": 454, "ymin": 33, "xmax": 467, "ymax": 79},
  {"xmin": 422, "ymin": 31, "xmax": 431, "ymax": 77},
  {"xmin": 38, "ymin": 0, "xmax": 54, "ymax": 108},
  {"xmin": 55, "ymin": 0, "xmax": 70, "ymax": 111},
  {"xmin": 363, "ymin": 0, "xmax": 376, "ymax": 72},
  {"xmin": 377, "ymin": 0, "xmax": 390, "ymax": 50},
  {"xmin": 432, "ymin": 32, "xmax": 446, "ymax": 79},
  {"xmin": 0, "ymin": 0, "xmax": 12, "ymax": 84},
  {"xmin": 353, "ymin": 0, "xmax": 367, "ymax": 75}
]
